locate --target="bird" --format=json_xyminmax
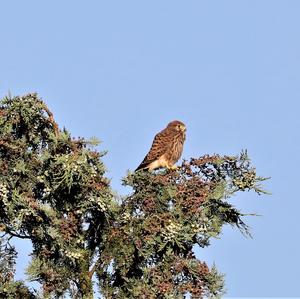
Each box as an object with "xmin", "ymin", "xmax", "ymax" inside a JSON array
[{"xmin": 135, "ymin": 120, "xmax": 186, "ymax": 171}]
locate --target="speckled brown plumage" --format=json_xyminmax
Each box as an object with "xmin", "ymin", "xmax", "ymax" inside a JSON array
[{"xmin": 135, "ymin": 120, "xmax": 186, "ymax": 171}]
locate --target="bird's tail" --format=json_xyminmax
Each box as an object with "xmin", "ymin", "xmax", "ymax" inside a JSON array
[{"xmin": 135, "ymin": 163, "xmax": 149, "ymax": 172}]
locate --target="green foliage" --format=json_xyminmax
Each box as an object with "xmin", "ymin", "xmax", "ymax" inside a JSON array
[
  {"xmin": 98, "ymin": 154, "xmax": 267, "ymax": 298},
  {"xmin": 0, "ymin": 280, "xmax": 36, "ymax": 299},
  {"xmin": 0, "ymin": 93, "xmax": 268, "ymax": 298},
  {"xmin": 0, "ymin": 94, "xmax": 115, "ymax": 298},
  {"xmin": 0, "ymin": 237, "xmax": 16, "ymax": 283},
  {"xmin": 0, "ymin": 237, "xmax": 35, "ymax": 298}
]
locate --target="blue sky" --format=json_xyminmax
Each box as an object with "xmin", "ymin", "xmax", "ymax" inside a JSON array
[{"xmin": 1, "ymin": 1, "xmax": 300, "ymax": 297}]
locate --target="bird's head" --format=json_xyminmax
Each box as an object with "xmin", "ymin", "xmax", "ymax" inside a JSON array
[{"xmin": 168, "ymin": 120, "xmax": 186, "ymax": 132}]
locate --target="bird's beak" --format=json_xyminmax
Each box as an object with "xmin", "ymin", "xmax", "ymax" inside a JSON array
[{"xmin": 181, "ymin": 126, "xmax": 186, "ymax": 132}]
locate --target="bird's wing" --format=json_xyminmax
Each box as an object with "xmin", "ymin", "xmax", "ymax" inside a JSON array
[{"xmin": 135, "ymin": 129, "xmax": 170, "ymax": 171}]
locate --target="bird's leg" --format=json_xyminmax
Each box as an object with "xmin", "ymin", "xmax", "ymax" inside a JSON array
[{"xmin": 168, "ymin": 164, "xmax": 178, "ymax": 171}]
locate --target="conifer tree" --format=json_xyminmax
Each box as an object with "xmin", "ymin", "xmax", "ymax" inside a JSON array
[
  {"xmin": 98, "ymin": 155, "xmax": 267, "ymax": 298},
  {"xmin": 0, "ymin": 93, "xmax": 267, "ymax": 298},
  {"xmin": 0, "ymin": 94, "xmax": 115, "ymax": 298}
]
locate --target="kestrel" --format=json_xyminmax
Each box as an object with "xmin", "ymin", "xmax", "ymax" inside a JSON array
[{"xmin": 135, "ymin": 120, "xmax": 186, "ymax": 171}]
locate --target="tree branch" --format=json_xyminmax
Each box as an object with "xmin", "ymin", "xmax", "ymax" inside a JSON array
[
  {"xmin": 6, "ymin": 230, "xmax": 31, "ymax": 239},
  {"xmin": 88, "ymin": 257, "xmax": 101, "ymax": 279}
]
